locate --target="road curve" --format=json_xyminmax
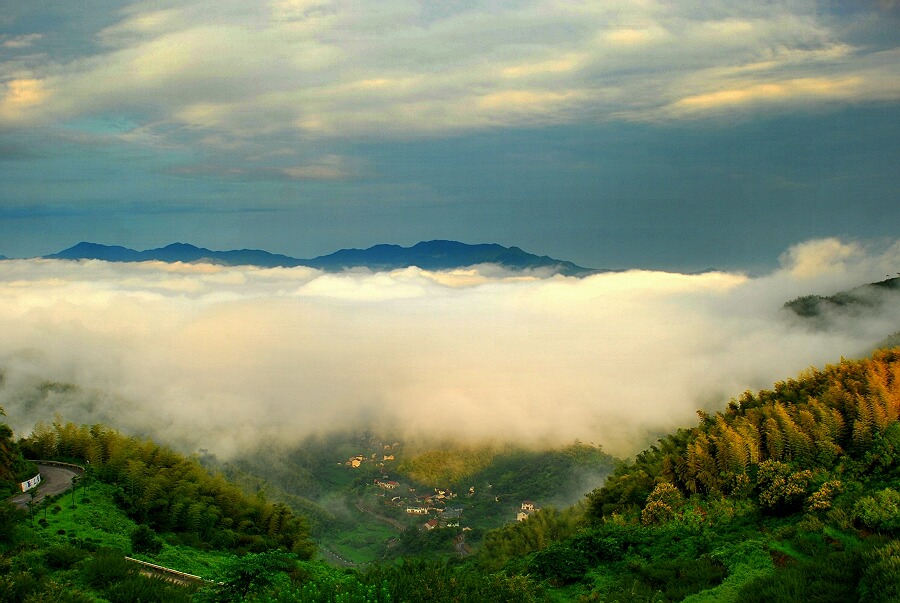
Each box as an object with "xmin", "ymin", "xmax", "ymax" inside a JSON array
[{"xmin": 8, "ymin": 464, "xmax": 82, "ymax": 509}]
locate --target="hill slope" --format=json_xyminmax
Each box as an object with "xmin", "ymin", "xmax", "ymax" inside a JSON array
[
  {"xmin": 471, "ymin": 347, "xmax": 900, "ymax": 602},
  {"xmin": 784, "ymin": 276, "xmax": 900, "ymax": 319}
]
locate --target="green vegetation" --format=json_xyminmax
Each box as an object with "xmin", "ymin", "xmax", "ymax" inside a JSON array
[
  {"xmin": 21, "ymin": 419, "xmax": 316, "ymax": 557},
  {"xmin": 484, "ymin": 347, "xmax": 900, "ymax": 601},
  {"xmin": 326, "ymin": 522, "xmax": 396, "ymax": 565},
  {"xmin": 3, "ymin": 345, "xmax": 900, "ymax": 601},
  {"xmin": 205, "ymin": 430, "xmax": 615, "ymax": 562},
  {"xmin": 398, "ymin": 447, "xmax": 500, "ymax": 486},
  {"xmin": 0, "ymin": 407, "xmax": 37, "ymax": 497}
]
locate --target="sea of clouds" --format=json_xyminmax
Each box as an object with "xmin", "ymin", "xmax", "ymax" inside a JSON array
[{"xmin": 1, "ymin": 237, "xmax": 898, "ymax": 458}]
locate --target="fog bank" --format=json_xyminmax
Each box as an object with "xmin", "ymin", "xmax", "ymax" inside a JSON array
[{"xmin": 1, "ymin": 237, "xmax": 898, "ymax": 458}]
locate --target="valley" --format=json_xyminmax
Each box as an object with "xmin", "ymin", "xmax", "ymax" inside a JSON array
[{"xmin": 211, "ymin": 434, "xmax": 616, "ymax": 564}]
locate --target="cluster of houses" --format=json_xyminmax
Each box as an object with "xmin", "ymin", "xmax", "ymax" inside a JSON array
[
  {"xmin": 343, "ymin": 443, "xmax": 398, "ymax": 469},
  {"xmin": 370, "ymin": 477, "xmax": 467, "ymax": 530},
  {"xmin": 516, "ymin": 500, "xmax": 540, "ymax": 522},
  {"xmin": 342, "ymin": 446, "xmax": 542, "ymax": 531}
]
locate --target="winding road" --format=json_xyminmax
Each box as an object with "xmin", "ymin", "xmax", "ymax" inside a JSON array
[{"xmin": 8, "ymin": 463, "xmax": 82, "ymax": 509}]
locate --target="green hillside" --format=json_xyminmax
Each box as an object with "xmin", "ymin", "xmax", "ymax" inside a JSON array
[{"xmin": 478, "ymin": 347, "xmax": 900, "ymax": 602}]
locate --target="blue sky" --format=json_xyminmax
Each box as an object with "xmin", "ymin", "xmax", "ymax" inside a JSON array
[{"xmin": 1, "ymin": 0, "xmax": 898, "ymax": 271}]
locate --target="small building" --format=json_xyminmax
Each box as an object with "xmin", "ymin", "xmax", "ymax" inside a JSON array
[
  {"xmin": 423, "ymin": 519, "xmax": 439, "ymax": 531},
  {"xmin": 406, "ymin": 507, "xmax": 428, "ymax": 515},
  {"xmin": 517, "ymin": 501, "xmax": 541, "ymax": 522}
]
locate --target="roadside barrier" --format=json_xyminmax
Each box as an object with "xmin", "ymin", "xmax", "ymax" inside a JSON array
[
  {"xmin": 26, "ymin": 460, "xmax": 86, "ymax": 475},
  {"xmin": 124, "ymin": 557, "xmax": 210, "ymax": 586}
]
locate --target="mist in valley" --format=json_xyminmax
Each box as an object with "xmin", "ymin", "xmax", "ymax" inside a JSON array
[{"xmin": 0, "ymin": 237, "xmax": 898, "ymax": 462}]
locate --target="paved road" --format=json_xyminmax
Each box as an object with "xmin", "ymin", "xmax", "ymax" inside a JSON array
[{"xmin": 8, "ymin": 464, "xmax": 81, "ymax": 509}]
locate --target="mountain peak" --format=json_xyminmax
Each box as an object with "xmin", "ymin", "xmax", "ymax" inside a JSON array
[
  {"xmin": 47, "ymin": 242, "xmax": 142, "ymax": 262},
  {"xmin": 162, "ymin": 242, "xmax": 202, "ymax": 251}
]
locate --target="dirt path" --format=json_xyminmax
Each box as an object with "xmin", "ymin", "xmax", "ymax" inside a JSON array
[
  {"xmin": 319, "ymin": 545, "xmax": 358, "ymax": 567},
  {"xmin": 355, "ymin": 499, "xmax": 406, "ymax": 532}
]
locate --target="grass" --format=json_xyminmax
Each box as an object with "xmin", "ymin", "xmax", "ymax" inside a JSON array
[
  {"xmin": 30, "ymin": 482, "xmax": 135, "ymax": 552},
  {"xmin": 321, "ymin": 521, "xmax": 397, "ymax": 565},
  {"xmin": 26, "ymin": 480, "xmax": 232, "ymax": 580},
  {"xmin": 133, "ymin": 543, "xmax": 233, "ymax": 580}
]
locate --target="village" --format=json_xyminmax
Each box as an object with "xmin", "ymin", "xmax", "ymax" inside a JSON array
[{"xmin": 342, "ymin": 446, "xmax": 541, "ymax": 532}]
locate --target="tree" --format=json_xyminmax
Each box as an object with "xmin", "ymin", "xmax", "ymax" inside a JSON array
[
  {"xmin": 756, "ymin": 460, "xmax": 812, "ymax": 514},
  {"xmin": 207, "ymin": 550, "xmax": 298, "ymax": 601}
]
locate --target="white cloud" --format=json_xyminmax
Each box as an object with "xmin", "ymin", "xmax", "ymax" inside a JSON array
[
  {"xmin": 1, "ymin": 33, "xmax": 43, "ymax": 49},
  {"xmin": 0, "ymin": 0, "xmax": 896, "ymax": 139},
  {"xmin": 778, "ymin": 237, "xmax": 864, "ymax": 279},
  {"xmin": 1, "ymin": 238, "xmax": 897, "ymax": 458}
]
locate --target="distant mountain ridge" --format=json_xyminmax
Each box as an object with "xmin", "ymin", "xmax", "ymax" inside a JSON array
[
  {"xmin": 784, "ymin": 276, "xmax": 900, "ymax": 318},
  {"xmin": 42, "ymin": 240, "xmax": 597, "ymax": 276}
]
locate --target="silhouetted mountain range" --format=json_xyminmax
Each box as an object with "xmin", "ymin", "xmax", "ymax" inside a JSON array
[{"xmin": 41, "ymin": 240, "xmax": 597, "ymax": 276}]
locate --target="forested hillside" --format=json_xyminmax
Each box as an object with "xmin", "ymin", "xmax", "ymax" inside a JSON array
[
  {"xmin": 0, "ymin": 409, "xmax": 36, "ymax": 496},
  {"xmin": 479, "ymin": 348, "xmax": 900, "ymax": 602},
  {"xmin": 589, "ymin": 347, "xmax": 900, "ymax": 517},
  {"xmin": 21, "ymin": 420, "xmax": 315, "ymax": 558}
]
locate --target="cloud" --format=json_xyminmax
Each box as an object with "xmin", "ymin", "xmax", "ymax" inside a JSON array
[
  {"xmin": 1, "ymin": 238, "xmax": 898, "ymax": 459},
  {"xmin": 0, "ymin": 78, "xmax": 49, "ymax": 121},
  {"xmin": 1, "ymin": 34, "xmax": 43, "ymax": 49},
  {"xmin": 671, "ymin": 77, "xmax": 863, "ymax": 112},
  {"xmin": 778, "ymin": 238, "xmax": 865, "ymax": 279},
  {"xmin": 164, "ymin": 154, "xmax": 357, "ymax": 181},
  {"xmin": 1, "ymin": 0, "xmax": 897, "ymax": 141}
]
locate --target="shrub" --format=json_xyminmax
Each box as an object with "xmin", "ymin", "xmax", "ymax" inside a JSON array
[
  {"xmin": 82, "ymin": 548, "xmax": 134, "ymax": 588},
  {"xmin": 0, "ymin": 571, "xmax": 40, "ymax": 603},
  {"xmin": 854, "ymin": 488, "xmax": 900, "ymax": 534},
  {"xmin": 641, "ymin": 483, "xmax": 684, "ymax": 525},
  {"xmin": 527, "ymin": 543, "xmax": 590, "ymax": 585},
  {"xmin": 737, "ymin": 550, "xmax": 862, "ymax": 603},
  {"xmin": 858, "ymin": 540, "xmax": 900, "ymax": 602},
  {"xmin": 207, "ymin": 550, "xmax": 298, "ymax": 601},
  {"xmin": 104, "ymin": 576, "xmax": 193, "ymax": 603},
  {"xmin": 806, "ymin": 480, "xmax": 843, "ymax": 512},
  {"xmin": 635, "ymin": 555, "xmax": 727, "ymax": 600},
  {"xmin": 21, "ymin": 579, "xmax": 94, "ymax": 603},
  {"xmin": 756, "ymin": 461, "xmax": 812, "ymax": 514},
  {"xmin": 130, "ymin": 524, "xmax": 164, "ymax": 554},
  {"xmin": 0, "ymin": 503, "xmax": 23, "ymax": 542},
  {"xmin": 44, "ymin": 544, "xmax": 88, "ymax": 569}
]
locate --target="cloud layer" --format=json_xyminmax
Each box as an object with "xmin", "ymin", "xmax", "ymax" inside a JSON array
[
  {"xmin": 1, "ymin": 237, "xmax": 898, "ymax": 458},
  {"xmin": 3, "ymin": 1, "xmax": 898, "ymax": 145}
]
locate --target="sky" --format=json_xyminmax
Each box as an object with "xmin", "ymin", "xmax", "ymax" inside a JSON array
[{"xmin": 1, "ymin": 0, "xmax": 898, "ymax": 272}]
